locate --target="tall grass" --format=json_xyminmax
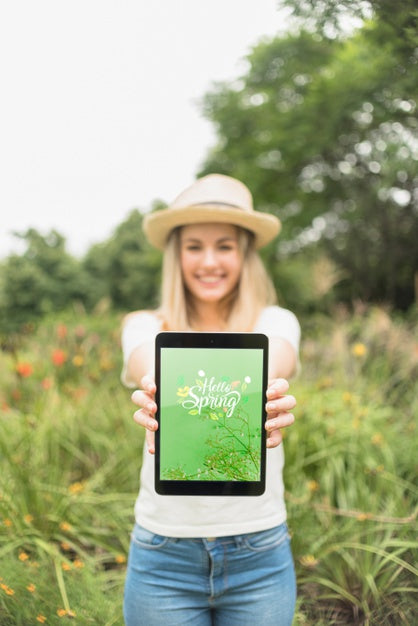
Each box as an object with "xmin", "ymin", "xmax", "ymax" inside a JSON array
[{"xmin": 0, "ymin": 305, "xmax": 417, "ymax": 624}]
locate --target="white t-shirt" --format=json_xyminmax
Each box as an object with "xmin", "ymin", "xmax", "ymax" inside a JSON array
[{"xmin": 121, "ymin": 306, "xmax": 300, "ymax": 538}]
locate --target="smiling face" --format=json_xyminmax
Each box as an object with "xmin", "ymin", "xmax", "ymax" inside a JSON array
[{"xmin": 179, "ymin": 223, "xmax": 243, "ymax": 306}]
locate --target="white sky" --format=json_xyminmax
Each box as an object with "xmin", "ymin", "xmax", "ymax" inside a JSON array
[{"xmin": 0, "ymin": 0, "xmax": 290, "ymax": 258}]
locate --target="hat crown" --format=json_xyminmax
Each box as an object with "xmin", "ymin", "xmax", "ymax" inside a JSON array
[{"xmin": 170, "ymin": 174, "xmax": 253, "ymax": 213}]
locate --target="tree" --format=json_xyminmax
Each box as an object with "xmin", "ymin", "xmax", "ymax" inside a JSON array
[
  {"xmin": 82, "ymin": 209, "xmax": 162, "ymax": 312},
  {"xmin": 0, "ymin": 229, "xmax": 88, "ymax": 334},
  {"xmin": 198, "ymin": 1, "xmax": 417, "ymax": 309}
]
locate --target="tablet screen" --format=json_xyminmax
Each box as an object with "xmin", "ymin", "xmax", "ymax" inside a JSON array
[{"xmin": 154, "ymin": 332, "xmax": 268, "ymax": 496}]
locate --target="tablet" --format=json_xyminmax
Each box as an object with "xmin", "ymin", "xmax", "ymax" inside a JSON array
[{"xmin": 154, "ymin": 332, "xmax": 268, "ymax": 496}]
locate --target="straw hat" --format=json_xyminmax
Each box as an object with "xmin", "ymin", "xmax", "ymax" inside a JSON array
[{"xmin": 142, "ymin": 174, "xmax": 281, "ymax": 249}]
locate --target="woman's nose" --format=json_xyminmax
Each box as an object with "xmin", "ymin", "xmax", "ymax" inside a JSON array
[{"xmin": 201, "ymin": 247, "xmax": 217, "ymax": 266}]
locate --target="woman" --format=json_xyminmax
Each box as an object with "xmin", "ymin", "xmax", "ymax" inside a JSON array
[{"xmin": 121, "ymin": 174, "xmax": 300, "ymax": 626}]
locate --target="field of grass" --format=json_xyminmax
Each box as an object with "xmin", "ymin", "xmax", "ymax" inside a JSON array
[{"xmin": 0, "ymin": 305, "xmax": 417, "ymax": 625}]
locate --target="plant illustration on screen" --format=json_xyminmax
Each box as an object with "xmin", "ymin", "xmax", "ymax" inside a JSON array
[{"xmin": 159, "ymin": 352, "xmax": 264, "ymax": 482}]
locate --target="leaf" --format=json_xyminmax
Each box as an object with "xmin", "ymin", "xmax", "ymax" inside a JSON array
[
  {"xmin": 209, "ymin": 412, "xmax": 219, "ymax": 421},
  {"xmin": 188, "ymin": 409, "xmax": 199, "ymax": 415}
]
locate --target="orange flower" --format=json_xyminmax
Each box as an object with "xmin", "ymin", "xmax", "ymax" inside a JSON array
[
  {"xmin": 51, "ymin": 349, "xmax": 67, "ymax": 366},
  {"xmin": 41, "ymin": 378, "xmax": 53, "ymax": 390},
  {"xmin": 68, "ymin": 481, "xmax": 85, "ymax": 495},
  {"xmin": 27, "ymin": 583, "xmax": 36, "ymax": 593},
  {"xmin": 115, "ymin": 554, "xmax": 126, "ymax": 564},
  {"xmin": 0, "ymin": 583, "xmax": 15, "ymax": 595},
  {"xmin": 56, "ymin": 323, "xmax": 68, "ymax": 339},
  {"xmin": 36, "ymin": 615, "xmax": 47, "ymax": 623},
  {"xmin": 16, "ymin": 362, "xmax": 33, "ymax": 377},
  {"xmin": 59, "ymin": 521, "xmax": 72, "ymax": 532},
  {"xmin": 19, "ymin": 551, "xmax": 29, "ymax": 561},
  {"xmin": 73, "ymin": 558, "xmax": 84, "ymax": 569}
]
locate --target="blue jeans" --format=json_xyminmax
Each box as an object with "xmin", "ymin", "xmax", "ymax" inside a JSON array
[{"xmin": 123, "ymin": 522, "xmax": 296, "ymax": 626}]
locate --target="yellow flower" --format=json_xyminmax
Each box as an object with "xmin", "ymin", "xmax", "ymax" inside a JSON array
[
  {"xmin": 176, "ymin": 386, "xmax": 190, "ymax": 398},
  {"xmin": 59, "ymin": 521, "xmax": 72, "ymax": 532},
  {"xmin": 36, "ymin": 615, "xmax": 47, "ymax": 623},
  {"xmin": 24, "ymin": 514, "xmax": 34, "ymax": 524},
  {"xmin": 27, "ymin": 583, "xmax": 36, "ymax": 593},
  {"xmin": 371, "ymin": 433, "xmax": 384, "ymax": 446},
  {"xmin": 307, "ymin": 480, "xmax": 319, "ymax": 492},
  {"xmin": 352, "ymin": 342, "xmax": 367, "ymax": 357},
  {"xmin": 73, "ymin": 559, "xmax": 84, "ymax": 569},
  {"xmin": 61, "ymin": 562, "xmax": 71, "ymax": 571},
  {"xmin": 57, "ymin": 608, "xmax": 76, "ymax": 618},
  {"xmin": 342, "ymin": 391, "xmax": 352, "ymax": 404},
  {"xmin": 61, "ymin": 542, "xmax": 71, "ymax": 551},
  {"xmin": 300, "ymin": 554, "xmax": 319, "ymax": 568},
  {"xmin": 356, "ymin": 512, "xmax": 371, "ymax": 521},
  {"xmin": 19, "ymin": 551, "xmax": 29, "ymax": 561},
  {"xmin": 68, "ymin": 481, "xmax": 85, "ymax": 495},
  {"xmin": 3, "ymin": 518, "xmax": 12, "ymax": 527},
  {"xmin": 115, "ymin": 554, "xmax": 126, "ymax": 564},
  {"xmin": 0, "ymin": 583, "xmax": 15, "ymax": 595},
  {"xmin": 72, "ymin": 355, "xmax": 84, "ymax": 367}
]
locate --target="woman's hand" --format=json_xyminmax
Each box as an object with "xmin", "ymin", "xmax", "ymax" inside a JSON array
[
  {"xmin": 131, "ymin": 375, "xmax": 158, "ymax": 454},
  {"xmin": 265, "ymin": 378, "xmax": 296, "ymax": 448}
]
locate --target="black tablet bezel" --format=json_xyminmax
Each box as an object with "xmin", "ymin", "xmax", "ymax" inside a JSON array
[{"xmin": 154, "ymin": 332, "xmax": 268, "ymax": 496}]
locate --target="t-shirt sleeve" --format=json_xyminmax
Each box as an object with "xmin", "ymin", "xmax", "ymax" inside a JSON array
[
  {"xmin": 254, "ymin": 306, "xmax": 301, "ymax": 355},
  {"xmin": 120, "ymin": 312, "xmax": 161, "ymax": 388}
]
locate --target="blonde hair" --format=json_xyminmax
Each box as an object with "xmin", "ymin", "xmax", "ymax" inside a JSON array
[{"xmin": 158, "ymin": 226, "xmax": 277, "ymax": 331}]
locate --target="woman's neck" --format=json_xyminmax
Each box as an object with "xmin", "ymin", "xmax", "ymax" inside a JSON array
[{"xmin": 188, "ymin": 301, "xmax": 228, "ymax": 331}]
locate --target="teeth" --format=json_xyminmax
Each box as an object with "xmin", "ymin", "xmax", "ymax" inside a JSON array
[{"xmin": 198, "ymin": 276, "xmax": 223, "ymax": 283}]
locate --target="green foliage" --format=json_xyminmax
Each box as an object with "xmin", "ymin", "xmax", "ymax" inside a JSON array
[
  {"xmin": 199, "ymin": 4, "xmax": 418, "ymax": 310},
  {"xmin": 0, "ymin": 306, "xmax": 416, "ymax": 624},
  {"xmin": 0, "ymin": 211, "xmax": 162, "ymax": 337},
  {"xmin": 0, "ymin": 230, "xmax": 89, "ymax": 334},
  {"xmin": 82, "ymin": 209, "xmax": 162, "ymax": 312}
]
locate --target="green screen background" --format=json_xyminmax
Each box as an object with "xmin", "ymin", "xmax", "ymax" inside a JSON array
[{"xmin": 159, "ymin": 347, "xmax": 264, "ymax": 481}]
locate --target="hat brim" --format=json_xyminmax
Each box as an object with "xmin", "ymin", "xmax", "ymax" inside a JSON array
[{"xmin": 143, "ymin": 203, "xmax": 281, "ymax": 250}]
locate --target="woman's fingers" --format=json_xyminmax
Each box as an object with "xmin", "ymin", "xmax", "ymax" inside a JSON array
[
  {"xmin": 131, "ymin": 377, "xmax": 158, "ymax": 454},
  {"xmin": 265, "ymin": 378, "xmax": 296, "ymax": 449}
]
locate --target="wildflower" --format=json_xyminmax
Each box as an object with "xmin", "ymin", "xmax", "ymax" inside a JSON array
[
  {"xmin": 356, "ymin": 512, "xmax": 371, "ymax": 521},
  {"xmin": 0, "ymin": 583, "xmax": 15, "ymax": 595},
  {"xmin": 51, "ymin": 349, "xmax": 67, "ymax": 366},
  {"xmin": 352, "ymin": 342, "xmax": 367, "ymax": 357},
  {"xmin": 27, "ymin": 583, "xmax": 36, "ymax": 592},
  {"xmin": 371, "ymin": 433, "xmax": 384, "ymax": 446},
  {"xmin": 36, "ymin": 615, "xmax": 47, "ymax": 623},
  {"xmin": 56, "ymin": 323, "xmax": 68, "ymax": 339},
  {"xmin": 307, "ymin": 480, "xmax": 319, "ymax": 492},
  {"xmin": 68, "ymin": 481, "xmax": 85, "ymax": 495},
  {"xmin": 342, "ymin": 391, "xmax": 352, "ymax": 404},
  {"xmin": 72, "ymin": 355, "xmax": 84, "ymax": 367},
  {"xmin": 300, "ymin": 554, "xmax": 319, "ymax": 568},
  {"xmin": 59, "ymin": 521, "xmax": 72, "ymax": 532},
  {"xmin": 73, "ymin": 559, "xmax": 84, "ymax": 569},
  {"xmin": 24, "ymin": 514, "xmax": 34, "ymax": 524},
  {"xmin": 19, "ymin": 551, "xmax": 29, "ymax": 561},
  {"xmin": 41, "ymin": 378, "xmax": 53, "ymax": 390},
  {"xmin": 115, "ymin": 554, "xmax": 126, "ymax": 564},
  {"xmin": 61, "ymin": 562, "xmax": 71, "ymax": 571},
  {"xmin": 3, "ymin": 519, "xmax": 12, "ymax": 527},
  {"xmin": 61, "ymin": 541, "xmax": 71, "ymax": 551},
  {"xmin": 16, "ymin": 362, "xmax": 33, "ymax": 377},
  {"xmin": 57, "ymin": 608, "xmax": 76, "ymax": 618}
]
